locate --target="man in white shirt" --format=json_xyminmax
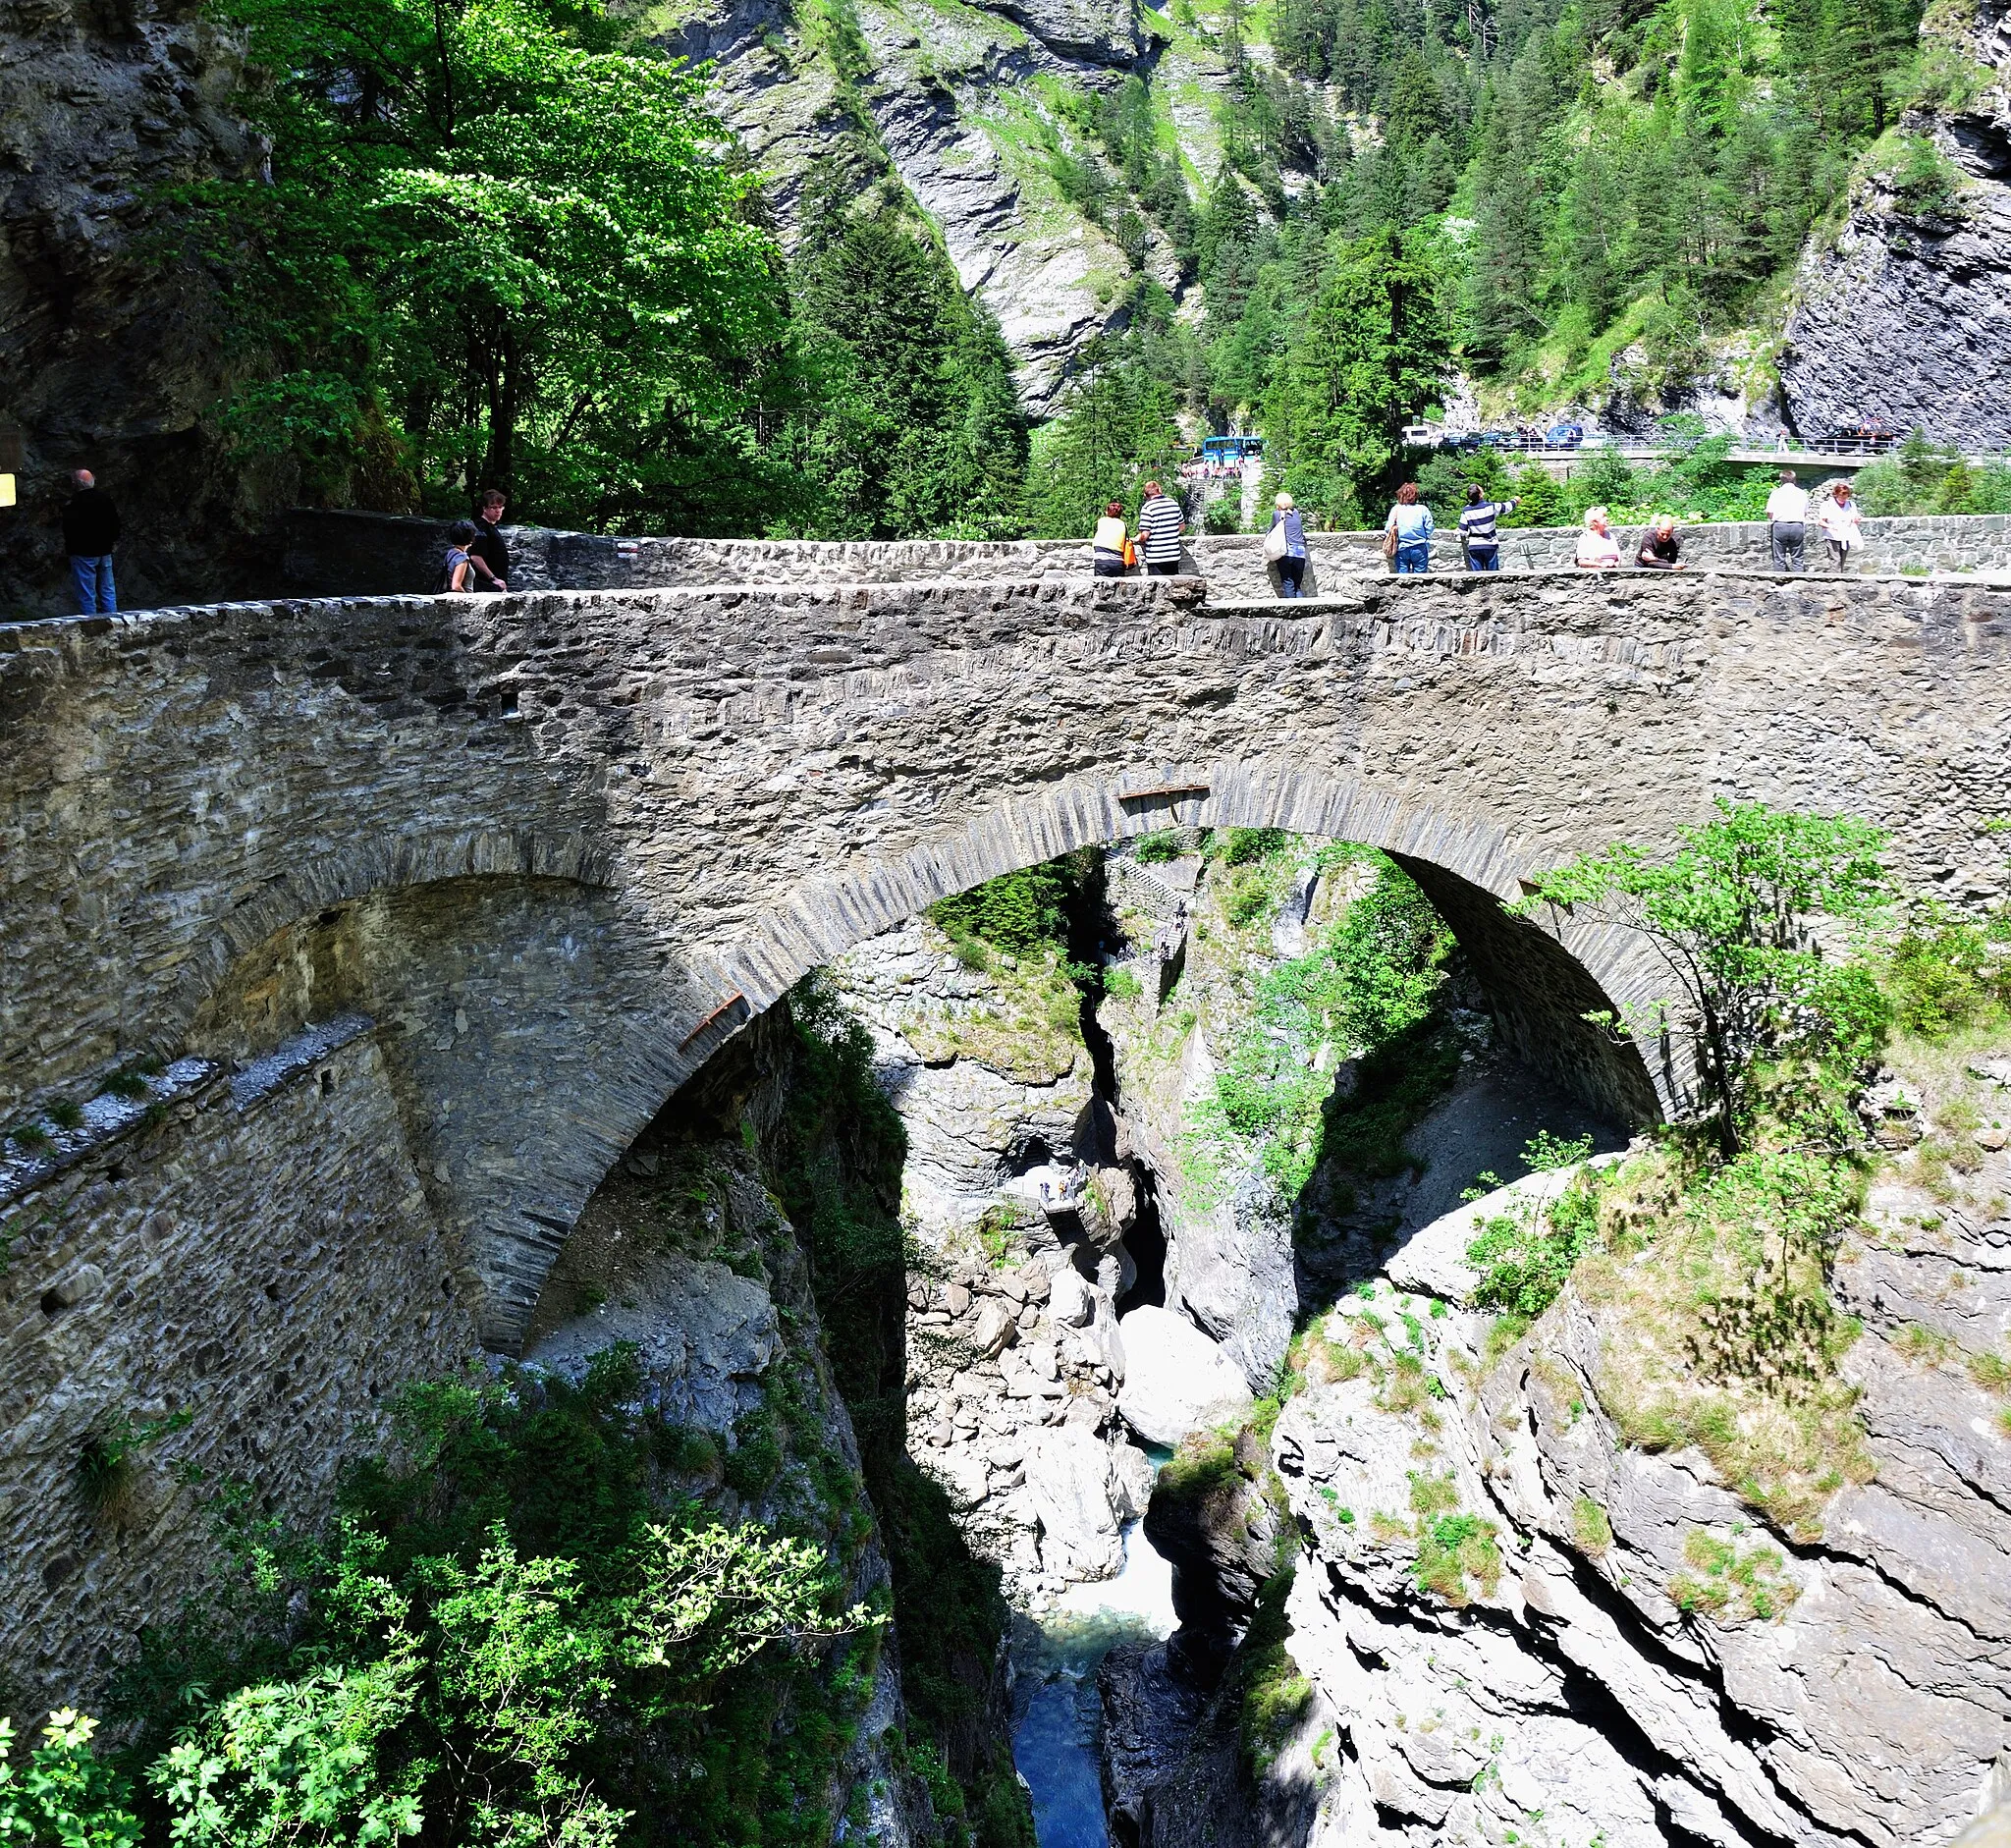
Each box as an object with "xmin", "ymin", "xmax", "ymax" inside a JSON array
[{"xmin": 1766, "ymin": 470, "xmax": 1809, "ymax": 572}]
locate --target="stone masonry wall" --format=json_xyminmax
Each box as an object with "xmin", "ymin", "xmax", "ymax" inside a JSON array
[
  {"xmin": 7, "ymin": 570, "xmax": 2010, "ymax": 1360},
  {"xmin": 0, "ymin": 1022, "xmax": 478, "ymax": 1717},
  {"xmin": 277, "ymin": 508, "xmax": 2011, "ymax": 604}
]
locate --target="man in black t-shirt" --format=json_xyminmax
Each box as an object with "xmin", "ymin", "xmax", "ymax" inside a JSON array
[
  {"xmin": 62, "ymin": 468, "xmax": 122, "ymax": 613},
  {"xmin": 468, "ymin": 488, "xmax": 511, "ymax": 591},
  {"xmin": 1635, "ymin": 516, "xmax": 1685, "ymax": 570}
]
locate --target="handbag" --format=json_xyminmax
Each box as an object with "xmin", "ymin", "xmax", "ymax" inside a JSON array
[
  {"xmin": 1382, "ymin": 524, "xmax": 1398, "ymax": 560},
  {"xmin": 1263, "ymin": 520, "xmax": 1289, "ymax": 563},
  {"xmin": 1121, "ymin": 536, "xmax": 1138, "ymax": 568}
]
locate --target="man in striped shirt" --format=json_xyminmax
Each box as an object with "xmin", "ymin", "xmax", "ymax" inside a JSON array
[
  {"xmin": 1456, "ymin": 484, "xmax": 1518, "ymax": 571},
  {"xmin": 1135, "ymin": 481, "xmax": 1186, "ymax": 575}
]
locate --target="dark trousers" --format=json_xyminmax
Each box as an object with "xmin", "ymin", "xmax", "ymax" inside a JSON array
[
  {"xmin": 1770, "ymin": 522, "xmax": 1805, "ymax": 571},
  {"xmin": 1277, "ymin": 557, "xmax": 1306, "ymax": 597},
  {"xmin": 1093, "ymin": 555, "xmax": 1126, "ymax": 577},
  {"xmin": 1146, "ymin": 561, "xmax": 1179, "ymax": 576}
]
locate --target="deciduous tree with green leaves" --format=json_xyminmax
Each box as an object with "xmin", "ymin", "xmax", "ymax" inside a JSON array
[
  {"xmin": 199, "ymin": 0, "xmax": 793, "ymax": 528},
  {"xmin": 1522, "ymin": 801, "xmax": 1892, "ymax": 1154}
]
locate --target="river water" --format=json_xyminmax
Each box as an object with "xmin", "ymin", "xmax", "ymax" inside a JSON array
[{"xmin": 1010, "ymin": 1518, "xmax": 1179, "ymax": 1848}]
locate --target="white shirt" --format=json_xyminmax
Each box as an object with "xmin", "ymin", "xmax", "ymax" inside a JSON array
[
  {"xmin": 1766, "ymin": 483, "xmax": 1809, "ymax": 522},
  {"xmin": 1817, "ymin": 497, "xmax": 1863, "ymax": 544}
]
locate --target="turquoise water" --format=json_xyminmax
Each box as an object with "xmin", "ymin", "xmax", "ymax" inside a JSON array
[{"xmin": 1011, "ymin": 1520, "xmax": 1177, "ymax": 1848}]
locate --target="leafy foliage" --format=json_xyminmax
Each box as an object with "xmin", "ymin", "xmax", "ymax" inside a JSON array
[
  {"xmin": 1467, "ymin": 1154, "xmax": 1606, "ymax": 1318},
  {"xmin": 1522, "ymin": 800, "xmax": 1892, "ymax": 1152},
  {"xmin": 113, "ymin": 1353, "xmax": 879, "ymax": 1846},
  {"xmin": 1185, "ymin": 848, "xmax": 1451, "ymax": 1201},
  {"xmin": 0, "ymin": 1711, "xmax": 140, "ymax": 1848},
  {"xmin": 196, "ymin": 0, "xmax": 794, "ymax": 527}
]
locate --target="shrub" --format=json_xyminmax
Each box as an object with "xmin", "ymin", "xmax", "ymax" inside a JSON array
[
  {"xmin": 0, "ymin": 1709, "xmax": 140, "ymax": 1848},
  {"xmin": 1134, "ymin": 830, "xmax": 1183, "ymax": 864},
  {"xmin": 1103, "ymin": 966, "xmax": 1143, "ymax": 1002}
]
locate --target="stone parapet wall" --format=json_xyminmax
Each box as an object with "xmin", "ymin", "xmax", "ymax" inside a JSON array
[
  {"xmin": 0, "ymin": 1022, "xmax": 477, "ymax": 1716},
  {"xmin": 278, "ymin": 508, "xmax": 2011, "ymax": 601}
]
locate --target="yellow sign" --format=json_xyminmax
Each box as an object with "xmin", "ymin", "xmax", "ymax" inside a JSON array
[{"xmin": 0, "ymin": 474, "xmax": 14, "ymax": 509}]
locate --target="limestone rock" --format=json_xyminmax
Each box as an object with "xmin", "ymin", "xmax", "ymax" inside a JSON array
[
  {"xmin": 1023, "ymin": 1424, "xmax": 1124, "ymax": 1577},
  {"xmin": 1115, "ymin": 1306, "xmax": 1253, "ymax": 1446},
  {"xmin": 1385, "ymin": 1155, "xmax": 1622, "ymax": 1306},
  {"xmin": 525, "ymin": 1251, "xmax": 779, "ymax": 1434},
  {"xmin": 1779, "ymin": 10, "xmax": 2011, "ymax": 451}
]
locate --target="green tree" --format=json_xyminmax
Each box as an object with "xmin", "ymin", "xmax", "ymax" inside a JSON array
[
  {"xmin": 1523, "ymin": 801, "xmax": 1892, "ymax": 1154},
  {"xmin": 0, "ymin": 1711, "xmax": 141, "ymax": 1848},
  {"xmin": 202, "ymin": 0, "xmax": 791, "ymax": 527},
  {"xmin": 787, "ymin": 202, "xmax": 1028, "ymax": 539},
  {"xmin": 1271, "ymin": 227, "xmax": 1450, "ymax": 502}
]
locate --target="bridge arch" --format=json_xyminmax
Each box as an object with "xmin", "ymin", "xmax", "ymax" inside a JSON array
[{"xmin": 700, "ymin": 755, "xmax": 1673, "ymax": 1126}]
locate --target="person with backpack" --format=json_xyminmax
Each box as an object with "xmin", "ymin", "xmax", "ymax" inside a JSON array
[
  {"xmin": 1384, "ymin": 483, "xmax": 1434, "ymax": 573},
  {"xmin": 1135, "ymin": 481, "xmax": 1185, "ymax": 575},
  {"xmin": 1092, "ymin": 500, "xmax": 1133, "ymax": 577},
  {"xmin": 441, "ymin": 520, "xmax": 480, "ymax": 592},
  {"xmin": 1264, "ymin": 492, "xmax": 1310, "ymax": 597},
  {"xmin": 1456, "ymin": 483, "xmax": 1518, "ymax": 571}
]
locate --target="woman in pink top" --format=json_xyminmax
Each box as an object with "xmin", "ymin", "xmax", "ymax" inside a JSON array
[{"xmin": 1574, "ymin": 506, "xmax": 1621, "ymax": 570}]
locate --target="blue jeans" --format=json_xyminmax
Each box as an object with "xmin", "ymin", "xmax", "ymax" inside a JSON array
[
  {"xmin": 1465, "ymin": 544, "xmax": 1499, "ymax": 571},
  {"xmin": 71, "ymin": 555, "xmax": 117, "ymax": 614},
  {"xmin": 1277, "ymin": 556, "xmax": 1306, "ymax": 598},
  {"xmin": 1393, "ymin": 541, "xmax": 1431, "ymax": 574}
]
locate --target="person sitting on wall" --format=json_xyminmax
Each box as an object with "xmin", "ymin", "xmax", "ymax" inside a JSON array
[
  {"xmin": 1575, "ymin": 505, "xmax": 1621, "ymax": 570},
  {"xmin": 468, "ymin": 488, "xmax": 511, "ymax": 591},
  {"xmin": 1635, "ymin": 515, "xmax": 1685, "ymax": 570}
]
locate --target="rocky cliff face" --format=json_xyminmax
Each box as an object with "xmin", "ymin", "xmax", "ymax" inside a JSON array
[
  {"xmin": 1110, "ymin": 1035, "xmax": 2011, "ymax": 1848},
  {"xmin": 1779, "ymin": 0, "xmax": 2011, "ymax": 448},
  {"xmin": 0, "ymin": 0, "xmax": 277, "ymax": 613},
  {"xmin": 662, "ymin": 0, "xmax": 1205, "ymax": 413},
  {"xmin": 828, "ymin": 918, "xmax": 1160, "ymax": 1600}
]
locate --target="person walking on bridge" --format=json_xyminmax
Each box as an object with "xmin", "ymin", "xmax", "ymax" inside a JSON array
[
  {"xmin": 1265, "ymin": 492, "xmax": 1309, "ymax": 597},
  {"xmin": 1385, "ymin": 483, "xmax": 1434, "ymax": 573},
  {"xmin": 1766, "ymin": 470, "xmax": 1808, "ymax": 571},
  {"xmin": 62, "ymin": 468, "xmax": 121, "ymax": 614},
  {"xmin": 1136, "ymin": 480, "xmax": 1185, "ymax": 576}
]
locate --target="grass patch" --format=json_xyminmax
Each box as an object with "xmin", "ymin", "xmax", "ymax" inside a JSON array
[
  {"xmin": 1569, "ymin": 1495, "xmax": 1613, "ymax": 1556},
  {"xmin": 1667, "ymin": 1527, "xmax": 1800, "ymax": 1623}
]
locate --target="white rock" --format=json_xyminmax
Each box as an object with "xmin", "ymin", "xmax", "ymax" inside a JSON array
[
  {"xmin": 1023, "ymin": 1425, "xmax": 1124, "ymax": 1579},
  {"xmin": 972, "ymin": 1298, "xmax": 1016, "ymax": 1357},
  {"xmin": 1049, "ymin": 1264, "xmax": 1095, "ymax": 1327},
  {"xmin": 1386, "ymin": 1156, "xmax": 1623, "ymax": 1306},
  {"xmin": 524, "ymin": 1252, "xmax": 778, "ymax": 1435},
  {"xmin": 1114, "ymin": 1305, "xmax": 1254, "ymax": 1446}
]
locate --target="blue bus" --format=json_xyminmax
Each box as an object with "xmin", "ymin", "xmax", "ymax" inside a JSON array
[{"xmin": 1199, "ymin": 435, "xmax": 1264, "ymax": 464}]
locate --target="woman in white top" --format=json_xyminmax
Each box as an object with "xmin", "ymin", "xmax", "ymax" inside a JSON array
[
  {"xmin": 1091, "ymin": 499, "xmax": 1129, "ymax": 577},
  {"xmin": 1574, "ymin": 506, "xmax": 1621, "ymax": 570},
  {"xmin": 1815, "ymin": 481, "xmax": 1863, "ymax": 571}
]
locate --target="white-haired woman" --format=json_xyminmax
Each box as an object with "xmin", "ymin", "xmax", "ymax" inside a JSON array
[
  {"xmin": 1266, "ymin": 491, "xmax": 1310, "ymax": 597},
  {"xmin": 1575, "ymin": 505, "xmax": 1621, "ymax": 570}
]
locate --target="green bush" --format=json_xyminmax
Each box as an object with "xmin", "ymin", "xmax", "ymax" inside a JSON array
[
  {"xmin": 0, "ymin": 1709, "xmax": 140, "ymax": 1848},
  {"xmin": 1466, "ymin": 1164, "xmax": 1605, "ymax": 1319},
  {"xmin": 1134, "ymin": 830, "xmax": 1183, "ymax": 864},
  {"xmin": 113, "ymin": 1351, "xmax": 879, "ymax": 1847},
  {"xmin": 1885, "ymin": 906, "xmax": 2011, "ymax": 1038}
]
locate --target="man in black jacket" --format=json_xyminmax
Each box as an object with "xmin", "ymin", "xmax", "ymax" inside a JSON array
[
  {"xmin": 468, "ymin": 488, "xmax": 510, "ymax": 591},
  {"xmin": 63, "ymin": 469, "xmax": 121, "ymax": 613}
]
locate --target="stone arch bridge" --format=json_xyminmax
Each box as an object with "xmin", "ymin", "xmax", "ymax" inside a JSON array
[{"xmin": 2, "ymin": 558, "xmax": 2008, "ymax": 1702}]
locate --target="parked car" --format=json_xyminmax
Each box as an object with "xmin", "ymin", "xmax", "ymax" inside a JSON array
[{"xmin": 1546, "ymin": 421, "xmax": 1584, "ymax": 448}]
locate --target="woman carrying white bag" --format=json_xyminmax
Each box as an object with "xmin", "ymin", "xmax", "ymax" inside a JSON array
[
  {"xmin": 1815, "ymin": 479, "xmax": 1864, "ymax": 572},
  {"xmin": 1264, "ymin": 491, "xmax": 1310, "ymax": 597}
]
